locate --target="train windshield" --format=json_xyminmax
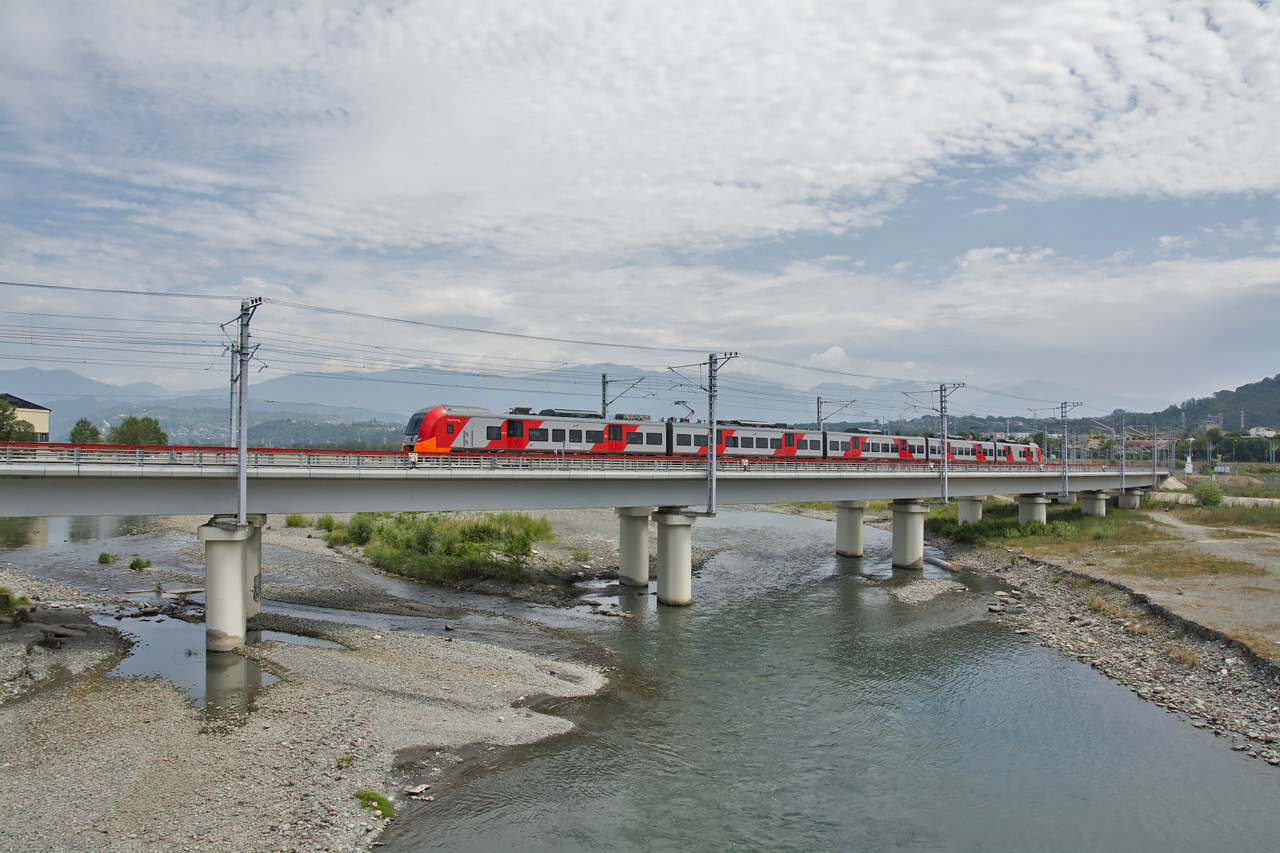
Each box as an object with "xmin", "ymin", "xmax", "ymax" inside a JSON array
[{"xmin": 404, "ymin": 412, "xmax": 427, "ymax": 439}]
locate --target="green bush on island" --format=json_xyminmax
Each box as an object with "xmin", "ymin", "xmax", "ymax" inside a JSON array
[
  {"xmin": 284, "ymin": 513, "xmax": 308, "ymax": 528},
  {"xmin": 327, "ymin": 511, "xmax": 553, "ymax": 585},
  {"xmin": 98, "ymin": 552, "xmax": 113, "ymax": 564},
  {"xmin": 128, "ymin": 557, "xmax": 151, "ymax": 570}
]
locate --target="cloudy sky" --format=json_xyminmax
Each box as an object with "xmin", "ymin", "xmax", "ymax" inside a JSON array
[{"xmin": 1, "ymin": 0, "xmax": 1277, "ymax": 421}]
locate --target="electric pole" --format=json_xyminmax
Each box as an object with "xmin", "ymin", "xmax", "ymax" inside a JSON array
[
  {"xmin": 233, "ymin": 297, "xmax": 262, "ymax": 527},
  {"xmin": 1059, "ymin": 402, "xmax": 1082, "ymax": 497}
]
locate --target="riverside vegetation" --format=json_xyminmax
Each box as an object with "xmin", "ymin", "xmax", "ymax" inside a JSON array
[{"xmin": 322, "ymin": 511, "xmax": 555, "ymax": 585}]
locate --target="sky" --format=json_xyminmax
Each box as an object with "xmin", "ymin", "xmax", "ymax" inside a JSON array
[{"xmin": 1, "ymin": 0, "xmax": 1277, "ymax": 424}]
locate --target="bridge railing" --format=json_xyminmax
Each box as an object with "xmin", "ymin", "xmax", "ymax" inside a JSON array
[{"xmin": 1, "ymin": 441, "xmax": 1155, "ymax": 477}]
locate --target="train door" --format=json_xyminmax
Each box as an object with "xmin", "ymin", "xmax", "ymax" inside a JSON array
[{"xmin": 606, "ymin": 423, "xmax": 625, "ymax": 454}]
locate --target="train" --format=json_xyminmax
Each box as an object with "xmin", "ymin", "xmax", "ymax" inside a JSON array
[{"xmin": 403, "ymin": 404, "xmax": 1043, "ymax": 465}]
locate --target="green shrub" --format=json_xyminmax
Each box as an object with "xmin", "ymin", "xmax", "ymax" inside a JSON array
[
  {"xmin": 284, "ymin": 513, "xmax": 308, "ymax": 528},
  {"xmin": 315, "ymin": 514, "xmax": 336, "ymax": 532},
  {"xmin": 98, "ymin": 552, "xmax": 113, "ymax": 564},
  {"xmin": 128, "ymin": 557, "xmax": 151, "ymax": 570},
  {"xmin": 1191, "ymin": 481, "xmax": 1224, "ymax": 507},
  {"xmin": 344, "ymin": 513, "xmax": 377, "ymax": 546}
]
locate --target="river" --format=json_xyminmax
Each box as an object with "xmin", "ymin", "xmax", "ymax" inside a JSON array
[{"xmin": 379, "ymin": 509, "xmax": 1280, "ymax": 851}]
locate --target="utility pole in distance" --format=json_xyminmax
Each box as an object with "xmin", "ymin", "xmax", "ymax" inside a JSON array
[{"xmin": 1058, "ymin": 401, "xmax": 1082, "ymax": 497}]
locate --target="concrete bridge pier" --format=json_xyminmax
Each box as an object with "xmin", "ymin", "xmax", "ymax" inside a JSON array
[
  {"xmin": 1080, "ymin": 492, "xmax": 1108, "ymax": 517},
  {"xmin": 1017, "ymin": 495, "xmax": 1051, "ymax": 526},
  {"xmin": 890, "ymin": 499, "xmax": 928, "ymax": 569},
  {"xmin": 198, "ymin": 518, "xmax": 255, "ymax": 651},
  {"xmin": 654, "ymin": 509, "xmax": 695, "ymax": 606},
  {"xmin": 834, "ymin": 500, "xmax": 869, "ymax": 557},
  {"xmin": 957, "ymin": 496, "xmax": 986, "ymax": 526},
  {"xmin": 1117, "ymin": 491, "xmax": 1143, "ymax": 510},
  {"xmin": 244, "ymin": 514, "xmax": 265, "ymax": 618},
  {"xmin": 616, "ymin": 507, "xmax": 653, "ymax": 587},
  {"xmin": 1057, "ymin": 492, "xmax": 1077, "ymax": 505}
]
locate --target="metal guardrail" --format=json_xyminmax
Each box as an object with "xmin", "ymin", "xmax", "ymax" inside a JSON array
[{"xmin": 1, "ymin": 441, "xmax": 1143, "ymax": 476}]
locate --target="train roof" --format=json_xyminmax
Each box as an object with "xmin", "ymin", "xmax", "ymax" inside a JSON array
[{"xmin": 538, "ymin": 408, "xmax": 602, "ymax": 419}]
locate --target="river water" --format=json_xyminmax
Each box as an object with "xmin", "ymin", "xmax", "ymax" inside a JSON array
[
  {"xmin": 379, "ymin": 510, "xmax": 1280, "ymax": 852},
  {"xmin": 5, "ymin": 511, "xmax": 1280, "ymax": 850}
]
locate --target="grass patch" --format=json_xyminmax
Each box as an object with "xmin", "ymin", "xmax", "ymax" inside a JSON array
[
  {"xmin": 284, "ymin": 513, "xmax": 308, "ymax": 528},
  {"xmin": 0, "ymin": 586, "xmax": 31, "ymax": 613},
  {"xmin": 1169, "ymin": 503, "xmax": 1280, "ymax": 533},
  {"xmin": 925, "ymin": 502, "xmax": 1161, "ymax": 554},
  {"xmin": 128, "ymin": 557, "xmax": 151, "ymax": 570},
  {"xmin": 1208, "ymin": 529, "xmax": 1270, "ymax": 539},
  {"xmin": 1109, "ymin": 547, "xmax": 1264, "ymax": 578},
  {"xmin": 354, "ymin": 789, "xmax": 394, "ymax": 818},
  {"xmin": 314, "ymin": 514, "xmax": 336, "ymax": 532},
  {"xmin": 571, "ymin": 549, "xmax": 590, "ymax": 563},
  {"xmin": 329, "ymin": 511, "xmax": 555, "ymax": 586},
  {"xmin": 1165, "ymin": 645, "xmax": 1198, "ymax": 669},
  {"xmin": 98, "ymin": 551, "xmax": 113, "ymax": 564},
  {"xmin": 336, "ymin": 754, "xmax": 355, "ymax": 769}
]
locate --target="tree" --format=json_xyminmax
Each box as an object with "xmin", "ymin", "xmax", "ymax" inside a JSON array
[
  {"xmin": 69, "ymin": 418, "xmax": 102, "ymax": 444},
  {"xmin": 106, "ymin": 416, "xmax": 168, "ymax": 446},
  {"xmin": 0, "ymin": 401, "xmax": 37, "ymax": 442}
]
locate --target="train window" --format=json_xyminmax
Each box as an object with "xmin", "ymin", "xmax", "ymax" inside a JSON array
[
  {"xmin": 586, "ymin": 430, "xmax": 604, "ymax": 444},
  {"xmin": 551, "ymin": 429, "xmax": 565, "ymax": 442},
  {"xmin": 770, "ymin": 438, "xmax": 782, "ymax": 449},
  {"xmin": 676, "ymin": 434, "xmax": 692, "ymax": 446},
  {"xmin": 646, "ymin": 432, "xmax": 662, "ymax": 445},
  {"xmin": 725, "ymin": 436, "xmax": 738, "ymax": 447},
  {"xmin": 529, "ymin": 428, "xmax": 549, "ymax": 442},
  {"xmin": 625, "ymin": 432, "xmax": 643, "ymax": 445},
  {"xmin": 785, "ymin": 434, "xmax": 794, "ymax": 447},
  {"xmin": 796, "ymin": 439, "xmax": 807, "ymax": 450},
  {"xmin": 694, "ymin": 434, "xmax": 708, "ymax": 447},
  {"xmin": 446, "ymin": 424, "xmax": 455, "ymax": 435},
  {"xmin": 829, "ymin": 441, "xmax": 838, "ymax": 451},
  {"xmin": 716, "ymin": 430, "xmax": 725, "ymax": 442},
  {"xmin": 507, "ymin": 420, "xmax": 524, "ymax": 438},
  {"xmin": 740, "ymin": 437, "xmax": 754, "ymax": 448},
  {"xmin": 486, "ymin": 426, "xmax": 501, "ymax": 440},
  {"xmin": 569, "ymin": 429, "xmax": 582, "ymax": 442},
  {"xmin": 608, "ymin": 425, "xmax": 622, "ymax": 441}
]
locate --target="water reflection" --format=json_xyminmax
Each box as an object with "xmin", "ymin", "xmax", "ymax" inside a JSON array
[{"xmin": 0, "ymin": 515, "xmax": 157, "ymax": 548}]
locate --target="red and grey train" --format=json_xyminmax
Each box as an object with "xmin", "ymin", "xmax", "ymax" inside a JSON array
[{"xmin": 404, "ymin": 404, "xmax": 1043, "ymax": 465}]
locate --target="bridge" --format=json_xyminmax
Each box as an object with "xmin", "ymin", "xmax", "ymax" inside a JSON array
[{"xmin": 2, "ymin": 442, "xmax": 1164, "ymax": 649}]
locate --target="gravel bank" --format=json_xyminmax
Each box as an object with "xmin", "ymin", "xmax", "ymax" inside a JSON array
[{"xmin": 0, "ymin": 519, "xmax": 608, "ymax": 853}]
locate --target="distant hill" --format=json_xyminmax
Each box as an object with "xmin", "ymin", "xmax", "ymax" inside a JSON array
[{"xmin": 1173, "ymin": 374, "xmax": 1280, "ymax": 432}]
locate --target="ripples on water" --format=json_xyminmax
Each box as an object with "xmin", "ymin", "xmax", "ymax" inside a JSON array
[{"xmin": 382, "ymin": 510, "xmax": 1280, "ymax": 852}]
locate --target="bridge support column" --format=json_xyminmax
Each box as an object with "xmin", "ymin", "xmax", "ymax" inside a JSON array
[
  {"xmin": 957, "ymin": 496, "xmax": 986, "ymax": 526},
  {"xmin": 890, "ymin": 500, "xmax": 928, "ymax": 570},
  {"xmin": 1016, "ymin": 495, "xmax": 1050, "ymax": 526},
  {"xmin": 616, "ymin": 507, "xmax": 653, "ymax": 587},
  {"xmin": 654, "ymin": 509, "xmax": 695, "ymax": 606},
  {"xmin": 198, "ymin": 519, "xmax": 253, "ymax": 652},
  {"xmin": 1117, "ymin": 491, "xmax": 1142, "ymax": 510},
  {"xmin": 834, "ymin": 500, "xmax": 868, "ymax": 557},
  {"xmin": 1080, "ymin": 492, "xmax": 1108, "ymax": 517}
]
